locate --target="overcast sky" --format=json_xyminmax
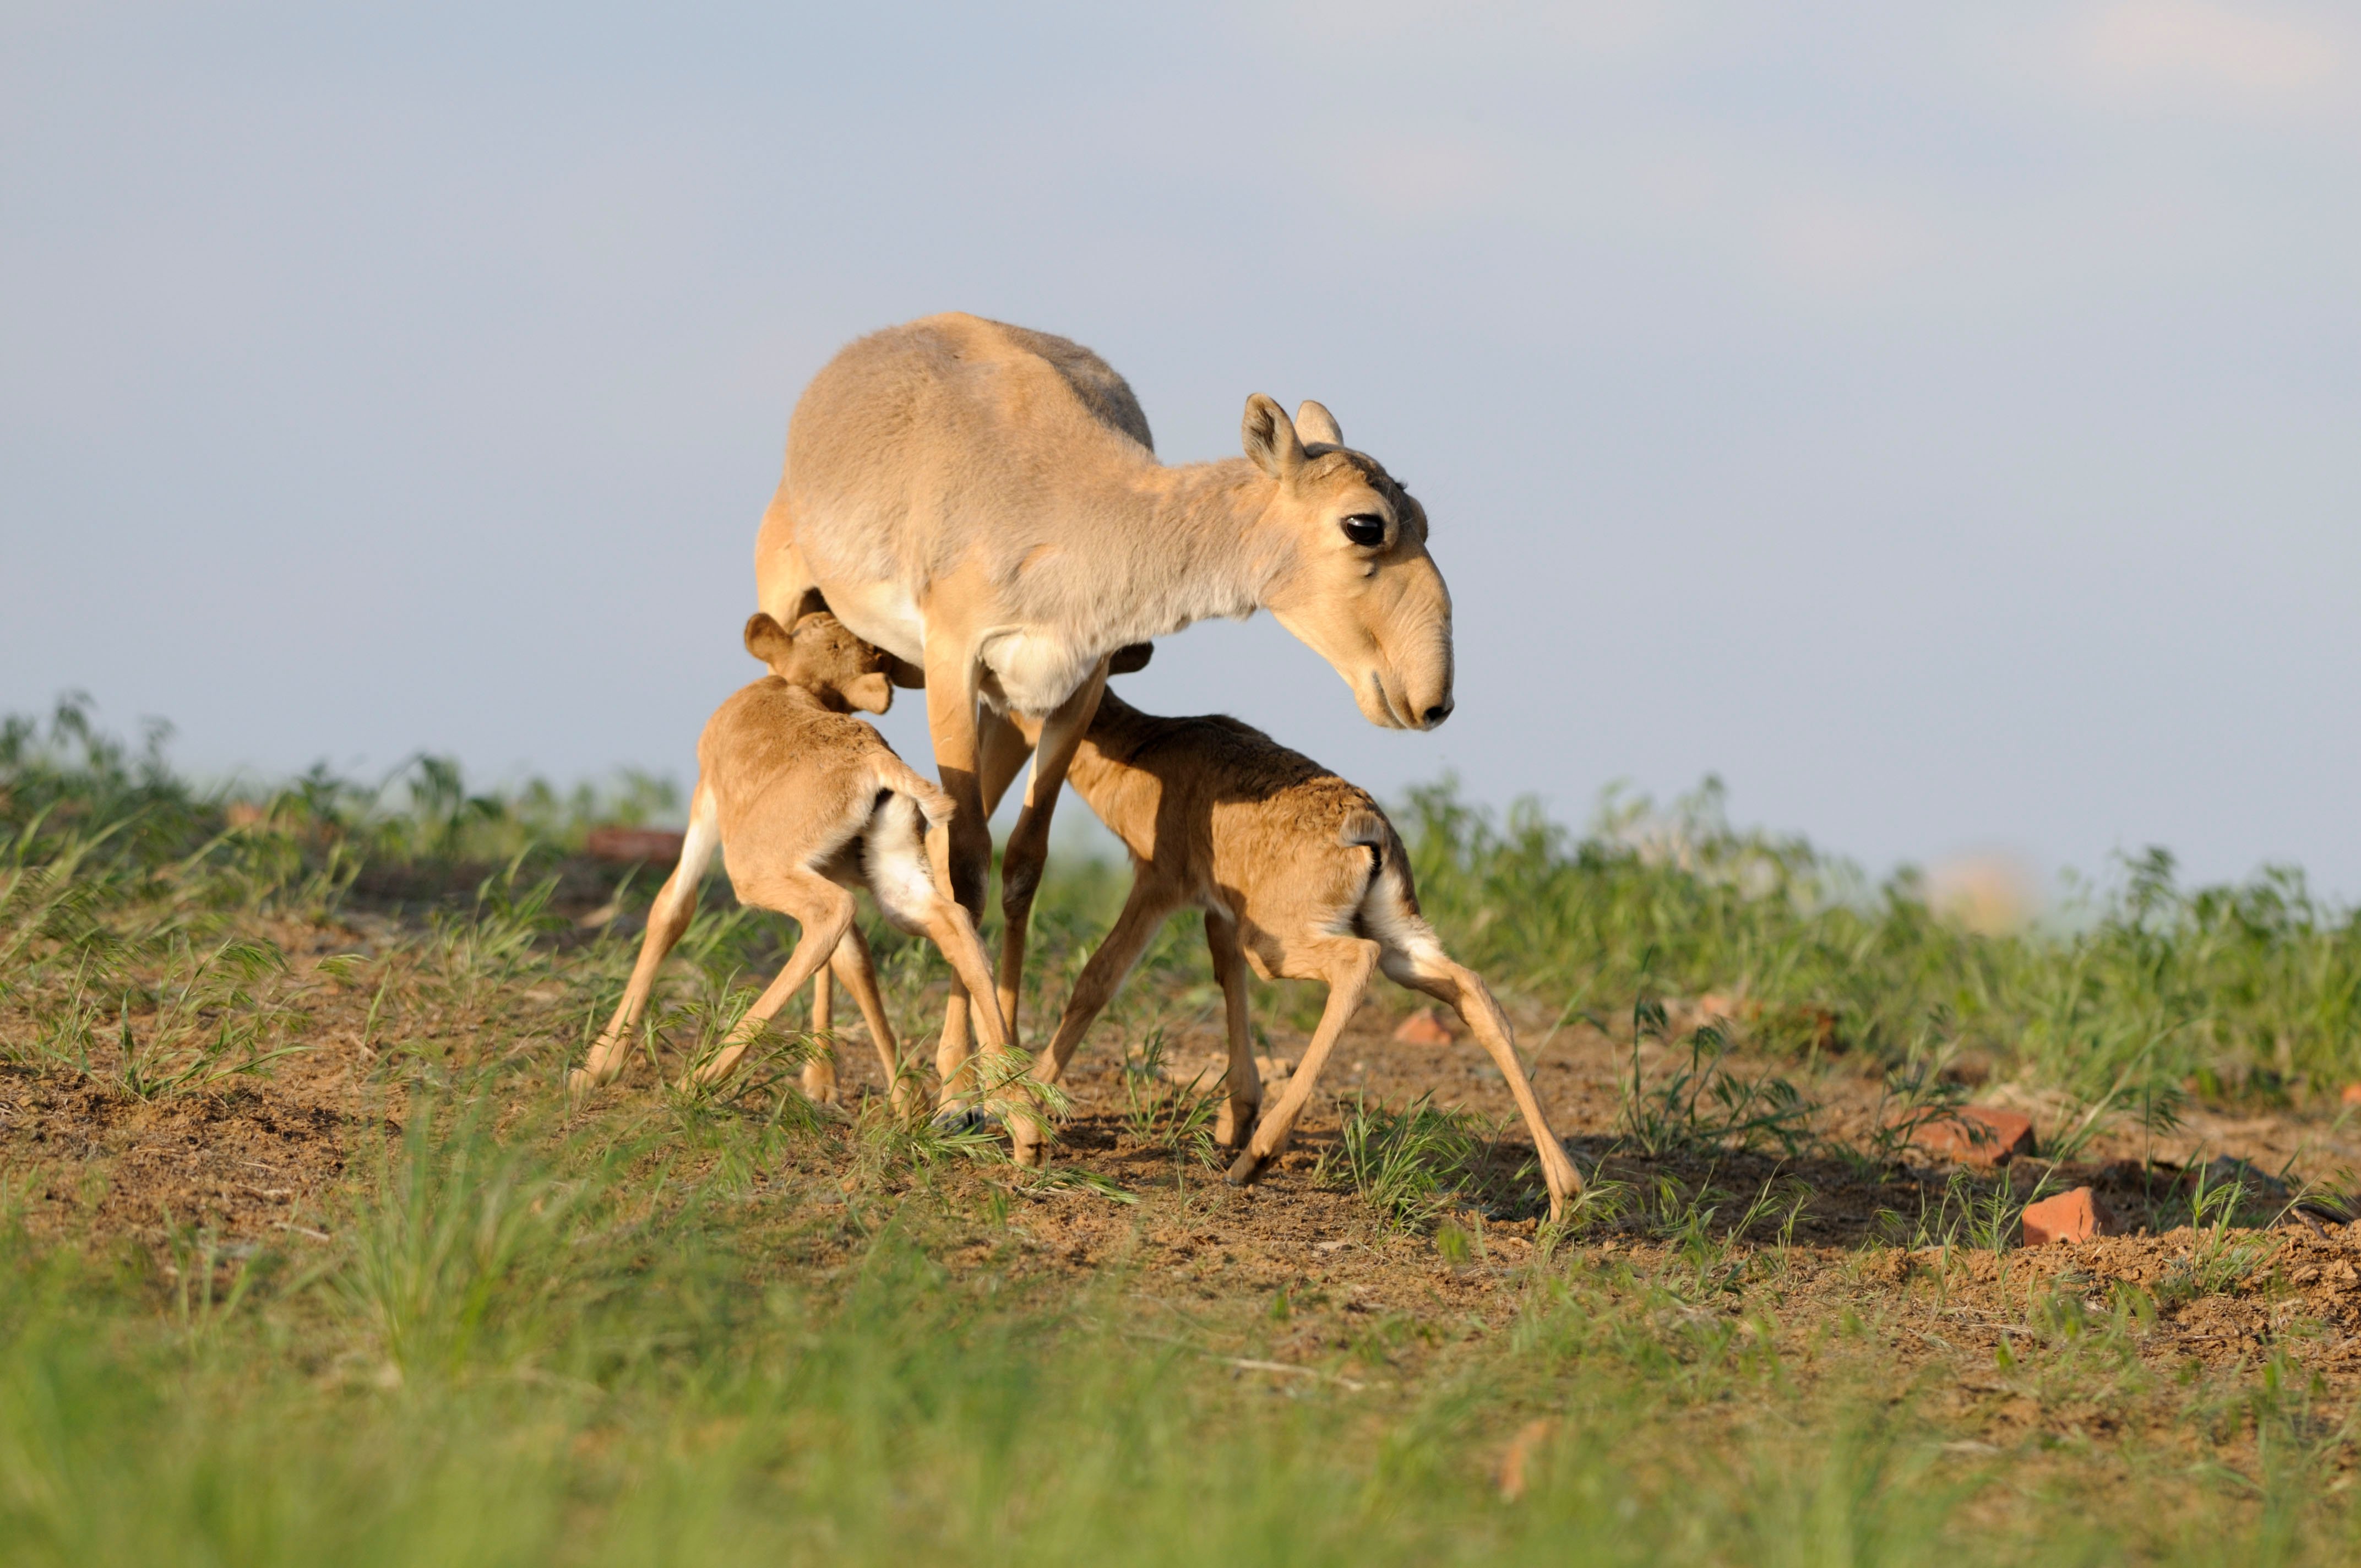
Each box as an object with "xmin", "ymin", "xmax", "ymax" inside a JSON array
[{"xmin": 5, "ymin": 2, "xmax": 2356, "ymax": 896}]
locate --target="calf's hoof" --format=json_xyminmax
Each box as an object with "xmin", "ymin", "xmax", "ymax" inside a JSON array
[
  {"xmin": 1213, "ymin": 1104, "xmax": 1259, "ymax": 1151},
  {"xmin": 932, "ymin": 1104, "xmax": 991, "ymax": 1136},
  {"xmin": 1226, "ymin": 1149, "xmax": 1268, "ymax": 1188}
]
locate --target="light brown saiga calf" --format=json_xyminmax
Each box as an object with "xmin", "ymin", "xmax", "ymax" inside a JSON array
[
  {"xmin": 569, "ymin": 612, "xmax": 1022, "ymax": 1114},
  {"xmin": 1004, "ymin": 691, "xmax": 1582, "ymax": 1218}
]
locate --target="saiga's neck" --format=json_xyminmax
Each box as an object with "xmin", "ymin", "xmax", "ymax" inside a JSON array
[{"xmin": 1094, "ymin": 458, "xmax": 1293, "ymax": 645}]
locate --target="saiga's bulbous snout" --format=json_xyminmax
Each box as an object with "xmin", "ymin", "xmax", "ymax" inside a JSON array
[{"xmin": 1353, "ymin": 632, "xmax": 1454, "ymax": 731}]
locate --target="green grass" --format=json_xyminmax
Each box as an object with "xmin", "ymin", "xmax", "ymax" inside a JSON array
[
  {"xmin": 12, "ymin": 700, "xmax": 2361, "ymax": 1564},
  {"xmin": 5, "ymin": 1088, "xmax": 2358, "ymax": 1567},
  {"xmin": 15, "ymin": 695, "xmax": 2361, "ymax": 1108},
  {"xmin": 1401, "ymin": 777, "xmax": 2361, "ymax": 1100}
]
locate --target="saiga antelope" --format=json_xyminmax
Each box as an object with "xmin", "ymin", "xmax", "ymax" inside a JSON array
[
  {"xmin": 570, "ymin": 612, "xmax": 1023, "ymax": 1115},
  {"xmin": 1002, "ymin": 690, "xmax": 1584, "ymax": 1219},
  {"xmin": 754, "ymin": 314, "xmax": 1456, "ymax": 1091}
]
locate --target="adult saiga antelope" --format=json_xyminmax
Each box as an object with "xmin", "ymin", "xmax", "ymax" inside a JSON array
[
  {"xmin": 755, "ymin": 313, "xmax": 1455, "ymax": 1084},
  {"xmin": 1001, "ymin": 690, "xmax": 1584, "ymax": 1219}
]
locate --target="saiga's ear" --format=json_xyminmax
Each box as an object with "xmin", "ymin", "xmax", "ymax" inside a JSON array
[
  {"xmin": 1293, "ymin": 400, "xmax": 1343, "ymax": 448},
  {"xmin": 1241, "ymin": 394, "xmax": 1305, "ymax": 481},
  {"xmin": 844, "ymin": 671, "xmax": 894, "ymax": 715},
  {"xmin": 744, "ymin": 612, "xmax": 795, "ymax": 666}
]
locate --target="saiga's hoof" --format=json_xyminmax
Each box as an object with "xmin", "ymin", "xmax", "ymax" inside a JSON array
[
  {"xmin": 1225, "ymin": 1149, "xmax": 1267, "ymax": 1188},
  {"xmin": 932, "ymin": 1104, "xmax": 989, "ymax": 1136}
]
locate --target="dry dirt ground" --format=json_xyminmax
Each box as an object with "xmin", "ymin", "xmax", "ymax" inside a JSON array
[{"xmin": 9, "ymin": 891, "xmax": 2361, "ymax": 1484}]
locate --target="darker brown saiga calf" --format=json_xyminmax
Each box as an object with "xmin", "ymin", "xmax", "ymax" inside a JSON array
[{"xmin": 1005, "ymin": 691, "xmax": 1581, "ymax": 1217}]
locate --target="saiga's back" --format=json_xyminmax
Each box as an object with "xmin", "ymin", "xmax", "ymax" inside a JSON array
[{"xmin": 761, "ymin": 314, "xmax": 1165, "ymax": 662}]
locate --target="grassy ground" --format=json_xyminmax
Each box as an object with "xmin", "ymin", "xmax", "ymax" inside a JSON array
[{"xmin": 8, "ymin": 699, "xmax": 2361, "ymax": 1565}]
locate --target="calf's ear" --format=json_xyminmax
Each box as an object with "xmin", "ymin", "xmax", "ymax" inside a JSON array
[
  {"xmin": 844, "ymin": 671, "xmax": 894, "ymax": 715},
  {"xmin": 1293, "ymin": 400, "xmax": 1342, "ymax": 447},
  {"xmin": 1241, "ymin": 394, "xmax": 1305, "ymax": 481},
  {"xmin": 744, "ymin": 613, "xmax": 795, "ymax": 666}
]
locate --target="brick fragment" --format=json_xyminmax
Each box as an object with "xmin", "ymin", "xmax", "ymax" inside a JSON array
[
  {"xmin": 2021, "ymin": 1186, "xmax": 2114, "ymax": 1246},
  {"xmin": 585, "ymin": 825, "xmax": 687, "ymax": 864},
  {"xmin": 2341, "ymin": 1082, "xmax": 2361, "ymax": 1107},
  {"xmin": 1694, "ymin": 993, "xmax": 1760, "ymax": 1024},
  {"xmin": 1392, "ymin": 1006, "xmax": 1455, "ymax": 1046},
  {"xmin": 1903, "ymin": 1105, "xmax": 2036, "ymax": 1165}
]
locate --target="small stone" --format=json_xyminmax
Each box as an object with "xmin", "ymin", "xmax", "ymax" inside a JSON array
[
  {"xmin": 1393, "ymin": 1006, "xmax": 1455, "ymax": 1046},
  {"xmin": 1903, "ymin": 1106, "xmax": 2036, "ymax": 1165},
  {"xmin": 585, "ymin": 825, "xmax": 687, "ymax": 864},
  {"xmin": 2021, "ymin": 1186, "xmax": 2113, "ymax": 1246},
  {"xmin": 2341, "ymin": 1082, "xmax": 2361, "ymax": 1107}
]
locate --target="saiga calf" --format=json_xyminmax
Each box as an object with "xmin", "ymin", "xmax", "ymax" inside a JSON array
[
  {"xmin": 569, "ymin": 612, "xmax": 1022, "ymax": 1114},
  {"xmin": 1005, "ymin": 692, "xmax": 1582, "ymax": 1218}
]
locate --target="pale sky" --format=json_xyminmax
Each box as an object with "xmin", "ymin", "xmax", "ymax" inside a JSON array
[{"xmin": 4, "ymin": 2, "xmax": 2357, "ymax": 895}]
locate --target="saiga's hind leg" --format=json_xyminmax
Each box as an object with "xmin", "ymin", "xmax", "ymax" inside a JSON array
[
  {"xmin": 685, "ymin": 870, "xmax": 855, "ymax": 1090},
  {"xmin": 826, "ymin": 923, "xmax": 921, "ymax": 1115},
  {"xmin": 803, "ymin": 966, "xmax": 838, "ymax": 1104},
  {"xmin": 1379, "ymin": 938, "xmax": 1584, "ymax": 1218},
  {"xmin": 1203, "ymin": 909, "xmax": 1260, "ymax": 1150},
  {"xmin": 1226, "ymin": 936, "xmax": 1380, "ymax": 1186}
]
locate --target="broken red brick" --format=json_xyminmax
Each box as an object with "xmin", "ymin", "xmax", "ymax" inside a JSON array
[
  {"xmin": 2340, "ymin": 1082, "xmax": 2361, "ymax": 1107},
  {"xmin": 1694, "ymin": 993, "xmax": 1761, "ymax": 1024},
  {"xmin": 1392, "ymin": 1006, "xmax": 1455, "ymax": 1046},
  {"xmin": 2020, "ymin": 1186, "xmax": 2114, "ymax": 1246},
  {"xmin": 1901, "ymin": 1105, "xmax": 2036, "ymax": 1165},
  {"xmin": 585, "ymin": 825, "xmax": 687, "ymax": 864}
]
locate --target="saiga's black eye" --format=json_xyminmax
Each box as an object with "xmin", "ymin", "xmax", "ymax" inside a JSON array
[{"xmin": 1340, "ymin": 514, "xmax": 1386, "ymax": 547}]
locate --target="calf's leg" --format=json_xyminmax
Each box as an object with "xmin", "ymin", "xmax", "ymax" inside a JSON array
[
  {"xmin": 572, "ymin": 787, "xmax": 721, "ymax": 1095},
  {"xmin": 802, "ymin": 966, "xmax": 838, "ymax": 1103},
  {"xmin": 1227, "ymin": 935, "xmax": 1379, "ymax": 1187},
  {"xmin": 686, "ymin": 870, "xmax": 854, "ymax": 1090},
  {"xmin": 826, "ymin": 923, "xmax": 917, "ymax": 1114},
  {"xmin": 1203, "ymin": 909, "xmax": 1261, "ymax": 1150},
  {"xmin": 1005, "ymin": 879, "xmax": 1180, "ymax": 1167},
  {"xmin": 1380, "ymin": 938, "xmax": 1584, "ymax": 1217}
]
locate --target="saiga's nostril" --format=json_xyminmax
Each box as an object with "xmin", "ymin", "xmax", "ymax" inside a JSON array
[{"xmin": 1422, "ymin": 703, "xmax": 1452, "ymax": 727}]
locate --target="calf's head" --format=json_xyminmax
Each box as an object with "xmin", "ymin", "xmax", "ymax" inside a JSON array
[
  {"xmin": 743, "ymin": 611, "xmax": 895, "ymax": 715},
  {"xmin": 1243, "ymin": 395, "xmax": 1455, "ymax": 732}
]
